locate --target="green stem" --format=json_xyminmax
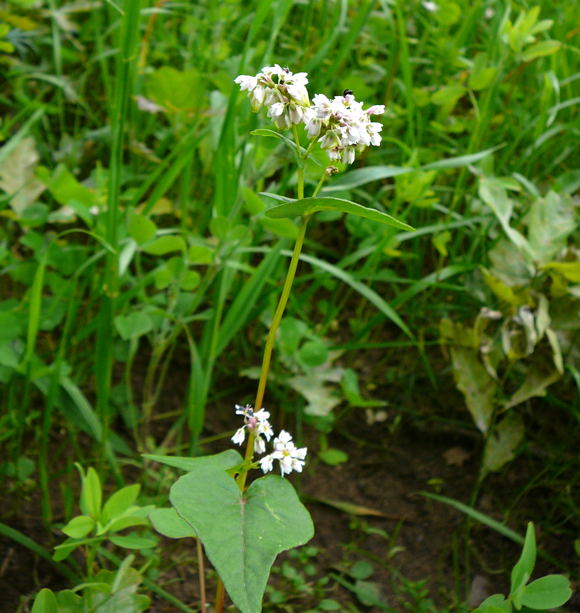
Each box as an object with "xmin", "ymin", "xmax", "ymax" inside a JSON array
[
  {"xmin": 236, "ymin": 214, "xmax": 311, "ymax": 492},
  {"xmin": 253, "ymin": 215, "xmax": 310, "ymax": 416},
  {"xmin": 293, "ymin": 125, "xmax": 305, "ymax": 199}
]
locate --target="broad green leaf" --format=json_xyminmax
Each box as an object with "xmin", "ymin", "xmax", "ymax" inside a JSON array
[
  {"xmin": 522, "ymin": 40, "xmax": 561, "ymax": 62},
  {"xmin": 449, "ymin": 346, "xmax": 496, "ymax": 433},
  {"xmin": 170, "ymin": 467, "xmax": 314, "ymax": 613},
  {"xmin": 149, "ymin": 507, "xmax": 197, "ymax": 539},
  {"xmin": 31, "ymin": 588, "xmax": 58, "ymax": 613},
  {"xmin": 483, "ymin": 413, "xmax": 525, "ymax": 474},
  {"xmin": 127, "ymin": 212, "xmax": 157, "ymax": 245},
  {"xmin": 143, "ymin": 449, "xmax": 243, "ymax": 473},
  {"xmin": 109, "ymin": 534, "xmax": 157, "ymax": 549},
  {"xmin": 265, "ymin": 196, "xmax": 414, "ymax": 232},
  {"xmin": 141, "ymin": 235, "xmax": 186, "ymax": 255},
  {"xmin": 298, "ymin": 340, "xmax": 328, "ymax": 368},
  {"xmin": 62, "ymin": 515, "xmax": 95, "ymax": 539},
  {"xmin": 102, "ymin": 485, "xmax": 141, "ymax": 523},
  {"xmin": 521, "ymin": 575, "xmax": 572, "ymax": 609},
  {"xmin": 323, "ymin": 165, "xmax": 411, "ymax": 193},
  {"xmin": 511, "ymin": 523, "xmax": 536, "ymax": 595},
  {"xmin": 114, "ymin": 312, "xmax": 153, "ymax": 340}
]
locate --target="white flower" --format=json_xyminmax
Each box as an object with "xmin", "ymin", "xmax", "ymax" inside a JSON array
[
  {"xmin": 422, "ymin": 1, "xmax": 438, "ymax": 11},
  {"xmin": 231, "ymin": 404, "xmax": 272, "ymax": 454},
  {"xmin": 232, "ymin": 427, "xmax": 246, "ymax": 446},
  {"xmin": 234, "ymin": 65, "xmax": 310, "ymax": 128},
  {"xmin": 260, "ymin": 430, "xmax": 307, "ymax": 476},
  {"xmin": 304, "ymin": 91, "xmax": 385, "ymax": 164}
]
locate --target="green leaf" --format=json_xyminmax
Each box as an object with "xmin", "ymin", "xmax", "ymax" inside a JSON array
[
  {"xmin": 521, "ymin": 574, "xmax": 572, "ymax": 609},
  {"xmin": 149, "ymin": 507, "xmax": 197, "ymax": 539},
  {"xmin": 78, "ymin": 465, "xmax": 102, "ymax": 518},
  {"xmin": 483, "ymin": 413, "xmax": 525, "ymax": 474},
  {"xmin": 62, "ymin": 515, "xmax": 95, "ymax": 539},
  {"xmin": 472, "ymin": 594, "xmax": 509, "ymax": 612},
  {"xmin": 250, "ymin": 128, "xmax": 300, "ymax": 154},
  {"xmin": 102, "ymin": 485, "xmax": 141, "ymax": 523},
  {"xmin": 143, "ymin": 449, "xmax": 243, "ymax": 473},
  {"xmin": 260, "ymin": 217, "xmax": 299, "ymax": 239},
  {"xmin": 511, "ymin": 522, "xmax": 537, "ymax": 595},
  {"xmin": 522, "ymin": 40, "xmax": 561, "ymax": 62},
  {"xmin": 114, "ymin": 312, "xmax": 153, "ymax": 340},
  {"xmin": 108, "ymin": 534, "xmax": 157, "ymax": 549},
  {"xmin": 298, "ymin": 340, "xmax": 328, "ymax": 368},
  {"xmin": 141, "ymin": 235, "xmax": 186, "ymax": 255},
  {"xmin": 188, "ymin": 244, "xmax": 213, "ymax": 264},
  {"xmin": 145, "ymin": 66, "xmax": 203, "ymax": 112},
  {"xmin": 31, "ymin": 588, "xmax": 58, "ymax": 613},
  {"xmin": 127, "ymin": 212, "xmax": 157, "ymax": 245},
  {"xmin": 40, "ymin": 163, "xmax": 97, "ymax": 210},
  {"xmin": 264, "ymin": 196, "xmax": 414, "ymax": 232},
  {"xmin": 319, "ymin": 448, "xmax": 349, "ymax": 465},
  {"xmin": 170, "ymin": 468, "xmax": 314, "ymax": 613},
  {"xmin": 323, "ymin": 166, "xmax": 411, "ymax": 193}
]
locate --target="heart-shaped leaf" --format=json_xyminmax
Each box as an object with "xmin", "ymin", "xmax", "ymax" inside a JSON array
[
  {"xmin": 150, "ymin": 507, "xmax": 197, "ymax": 539},
  {"xmin": 170, "ymin": 467, "xmax": 314, "ymax": 613},
  {"xmin": 264, "ymin": 196, "xmax": 414, "ymax": 232},
  {"xmin": 521, "ymin": 574, "xmax": 572, "ymax": 609}
]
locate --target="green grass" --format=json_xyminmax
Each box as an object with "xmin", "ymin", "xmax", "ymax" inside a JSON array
[{"xmin": 0, "ymin": 0, "xmax": 578, "ymax": 610}]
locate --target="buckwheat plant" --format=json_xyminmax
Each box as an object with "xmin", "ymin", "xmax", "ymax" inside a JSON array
[{"xmin": 147, "ymin": 65, "xmax": 414, "ymax": 613}]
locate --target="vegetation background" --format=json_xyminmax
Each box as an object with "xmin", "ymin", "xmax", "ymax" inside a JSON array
[{"xmin": 0, "ymin": 0, "xmax": 577, "ymax": 611}]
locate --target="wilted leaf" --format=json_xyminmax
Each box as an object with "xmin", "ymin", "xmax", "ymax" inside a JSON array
[
  {"xmin": 504, "ymin": 362, "xmax": 560, "ymax": 409},
  {"xmin": 526, "ymin": 192, "xmax": 576, "ymax": 265},
  {"xmin": 483, "ymin": 413, "xmax": 525, "ymax": 473},
  {"xmin": 0, "ymin": 137, "xmax": 45, "ymax": 215},
  {"xmin": 450, "ymin": 346, "xmax": 497, "ymax": 433}
]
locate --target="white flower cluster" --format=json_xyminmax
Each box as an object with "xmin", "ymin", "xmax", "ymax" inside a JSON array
[
  {"xmin": 304, "ymin": 92, "xmax": 385, "ymax": 165},
  {"xmin": 231, "ymin": 404, "xmax": 307, "ymax": 476},
  {"xmin": 234, "ymin": 65, "xmax": 309, "ymax": 129},
  {"xmin": 235, "ymin": 66, "xmax": 385, "ymax": 164}
]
